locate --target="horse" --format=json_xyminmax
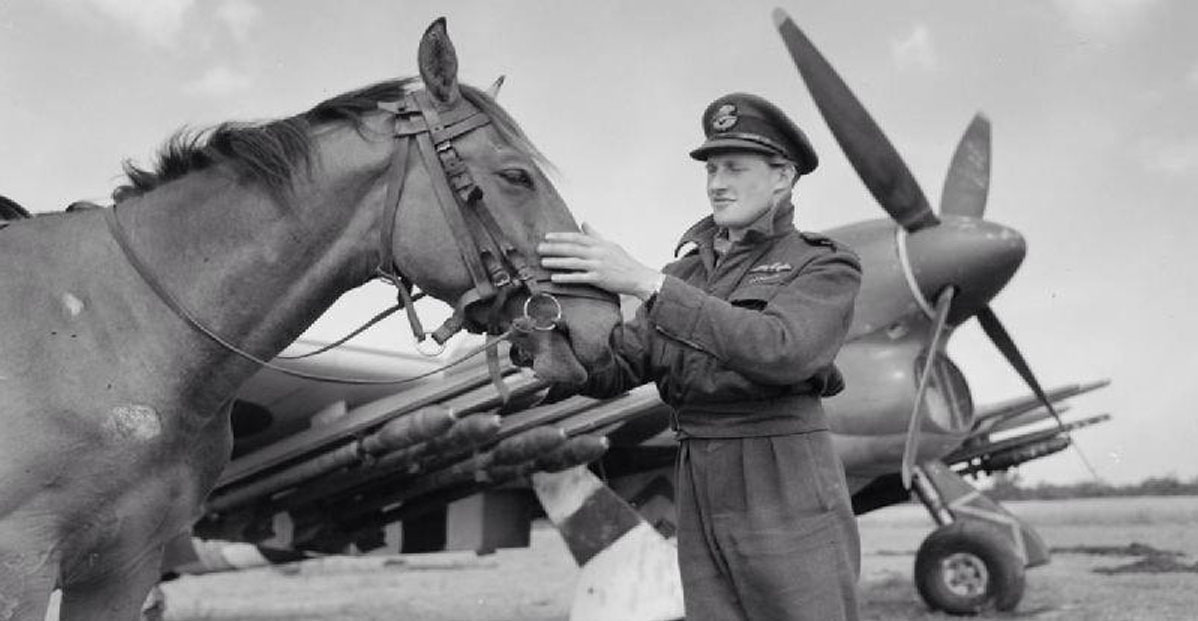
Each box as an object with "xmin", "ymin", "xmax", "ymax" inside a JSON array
[{"xmin": 0, "ymin": 18, "xmax": 619, "ymax": 620}]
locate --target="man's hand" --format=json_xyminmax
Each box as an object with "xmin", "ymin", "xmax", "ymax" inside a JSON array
[{"xmin": 538, "ymin": 223, "xmax": 664, "ymax": 301}]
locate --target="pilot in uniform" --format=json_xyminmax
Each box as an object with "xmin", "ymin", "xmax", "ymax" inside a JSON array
[{"xmin": 534, "ymin": 92, "xmax": 862, "ymax": 620}]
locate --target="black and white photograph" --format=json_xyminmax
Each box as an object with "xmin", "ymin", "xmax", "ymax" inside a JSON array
[{"xmin": 1, "ymin": 1, "xmax": 1196, "ymax": 619}]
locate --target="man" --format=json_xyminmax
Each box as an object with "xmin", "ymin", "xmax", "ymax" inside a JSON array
[{"xmin": 534, "ymin": 93, "xmax": 862, "ymax": 620}]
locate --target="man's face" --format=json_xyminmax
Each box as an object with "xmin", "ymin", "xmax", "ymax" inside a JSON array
[{"xmin": 705, "ymin": 152, "xmax": 789, "ymax": 230}]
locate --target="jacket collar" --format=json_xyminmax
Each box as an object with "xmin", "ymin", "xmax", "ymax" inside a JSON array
[{"xmin": 674, "ymin": 198, "xmax": 797, "ymax": 257}]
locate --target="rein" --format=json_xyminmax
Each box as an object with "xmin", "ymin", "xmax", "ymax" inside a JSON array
[
  {"xmin": 103, "ymin": 87, "xmax": 610, "ymax": 395},
  {"xmin": 104, "ymin": 206, "xmax": 511, "ymax": 385}
]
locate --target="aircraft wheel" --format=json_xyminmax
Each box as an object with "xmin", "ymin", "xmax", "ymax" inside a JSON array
[{"xmin": 915, "ymin": 521, "xmax": 1025, "ymax": 615}]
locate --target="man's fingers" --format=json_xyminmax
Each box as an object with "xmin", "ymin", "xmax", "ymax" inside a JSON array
[
  {"xmin": 537, "ymin": 242, "xmax": 596, "ymax": 259},
  {"xmin": 549, "ymin": 271, "xmax": 594, "ymax": 284},
  {"xmin": 540, "ymin": 256, "xmax": 594, "ymax": 271},
  {"xmin": 543, "ymin": 231, "xmax": 594, "ymax": 245}
]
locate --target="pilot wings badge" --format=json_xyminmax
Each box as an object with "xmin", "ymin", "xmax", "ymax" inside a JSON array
[{"xmin": 748, "ymin": 262, "xmax": 792, "ymax": 274}]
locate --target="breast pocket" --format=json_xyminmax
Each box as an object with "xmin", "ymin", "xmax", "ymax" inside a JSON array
[{"xmin": 729, "ymin": 281, "xmax": 782, "ymax": 311}]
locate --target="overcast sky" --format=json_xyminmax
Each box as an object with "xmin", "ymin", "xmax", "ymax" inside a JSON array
[{"xmin": 2, "ymin": 0, "xmax": 1195, "ymax": 485}]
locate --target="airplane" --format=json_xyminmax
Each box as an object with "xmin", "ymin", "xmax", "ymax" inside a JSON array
[{"xmin": 2, "ymin": 8, "xmax": 1109, "ymax": 620}]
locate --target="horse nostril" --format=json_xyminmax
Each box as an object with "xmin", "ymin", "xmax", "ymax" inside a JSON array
[{"xmin": 509, "ymin": 344, "xmax": 535, "ymax": 367}]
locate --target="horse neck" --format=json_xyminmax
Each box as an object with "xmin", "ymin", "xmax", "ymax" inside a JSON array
[{"xmin": 118, "ymin": 135, "xmax": 390, "ymax": 405}]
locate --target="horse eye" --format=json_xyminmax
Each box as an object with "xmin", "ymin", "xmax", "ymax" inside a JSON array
[{"xmin": 497, "ymin": 168, "xmax": 534, "ymax": 189}]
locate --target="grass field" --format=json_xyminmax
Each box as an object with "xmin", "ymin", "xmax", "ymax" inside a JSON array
[{"xmin": 153, "ymin": 495, "xmax": 1198, "ymax": 621}]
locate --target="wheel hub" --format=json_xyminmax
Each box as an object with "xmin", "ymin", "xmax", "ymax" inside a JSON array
[{"xmin": 940, "ymin": 551, "xmax": 989, "ymax": 597}]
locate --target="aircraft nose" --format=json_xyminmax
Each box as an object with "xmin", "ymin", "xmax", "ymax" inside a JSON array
[{"xmin": 904, "ymin": 215, "xmax": 1026, "ymax": 324}]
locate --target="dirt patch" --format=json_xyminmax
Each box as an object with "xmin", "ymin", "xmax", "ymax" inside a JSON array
[
  {"xmin": 1052, "ymin": 542, "xmax": 1182, "ymax": 557},
  {"xmin": 1053, "ymin": 541, "xmax": 1198, "ymax": 575},
  {"xmin": 1093, "ymin": 556, "xmax": 1198, "ymax": 575}
]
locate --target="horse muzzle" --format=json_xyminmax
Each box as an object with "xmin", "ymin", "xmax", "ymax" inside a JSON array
[{"xmin": 505, "ymin": 288, "xmax": 620, "ymax": 388}]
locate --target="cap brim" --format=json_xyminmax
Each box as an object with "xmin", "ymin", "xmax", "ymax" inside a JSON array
[{"xmin": 689, "ymin": 138, "xmax": 784, "ymax": 161}]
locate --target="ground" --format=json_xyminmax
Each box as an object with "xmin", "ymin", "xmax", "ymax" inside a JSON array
[{"xmin": 142, "ymin": 495, "xmax": 1198, "ymax": 621}]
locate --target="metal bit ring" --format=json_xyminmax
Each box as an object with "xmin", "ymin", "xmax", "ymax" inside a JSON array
[
  {"xmin": 523, "ymin": 292, "xmax": 563, "ymax": 331},
  {"xmin": 415, "ymin": 336, "xmax": 447, "ymax": 357}
]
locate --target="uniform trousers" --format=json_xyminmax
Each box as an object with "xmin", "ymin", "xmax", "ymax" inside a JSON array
[{"xmin": 676, "ymin": 430, "xmax": 860, "ymax": 621}]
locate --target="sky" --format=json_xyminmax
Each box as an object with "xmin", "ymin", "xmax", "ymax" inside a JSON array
[{"xmin": 2, "ymin": 0, "xmax": 1196, "ymax": 485}]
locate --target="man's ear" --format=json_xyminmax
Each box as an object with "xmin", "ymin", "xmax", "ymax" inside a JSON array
[{"xmin": 773, "ymin": 164, "xmax": 797, "ymax": 193}]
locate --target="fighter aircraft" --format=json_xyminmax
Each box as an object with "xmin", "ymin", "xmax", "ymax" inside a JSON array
[{"xmin": 165, "ymin": 9, "xmax": 1113, "ymax": 618}]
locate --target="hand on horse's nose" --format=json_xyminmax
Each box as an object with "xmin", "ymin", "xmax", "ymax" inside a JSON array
[{"xmin": 540, "ymin": 229, "xmax": 661, "ymax": 301}]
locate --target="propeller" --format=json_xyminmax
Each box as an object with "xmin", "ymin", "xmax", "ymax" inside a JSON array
[
  {"xmin": 772, "ymin": 9, "xmax": 1096, "ymax": 486},
  {"xmin": 940, "ymin": 113, "xmax": 991, "ymax": 218},
  {"xmin": 772, "ymin": 9, "xmax": 937, "ymax": 232}
]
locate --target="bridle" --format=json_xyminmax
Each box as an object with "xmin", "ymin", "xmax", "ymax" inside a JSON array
[
  {"xmin": 104, "ymin": 87, "xmax": 613, "ymax": 397},
  {"xmin": 367, "ymin": 88, "xmax": 613, "ymax": 396}
]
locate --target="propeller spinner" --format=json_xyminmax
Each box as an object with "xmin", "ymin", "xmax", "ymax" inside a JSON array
[{"xmin": 772, "ymin": 8, "xmax": 1075, "ymax": 487}]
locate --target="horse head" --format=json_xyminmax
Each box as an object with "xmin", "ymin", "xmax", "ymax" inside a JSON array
[{"xmin": 380, "ymin": 19, "xmax": 619, "ymax": 387}]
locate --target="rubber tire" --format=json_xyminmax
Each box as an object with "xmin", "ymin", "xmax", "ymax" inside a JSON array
[{"xmin": 915, "ymin": 521, "xmax": 1025, "ymax": 615}]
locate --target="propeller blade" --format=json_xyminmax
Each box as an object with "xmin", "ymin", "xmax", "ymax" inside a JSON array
[
  {"xmin": 975, "ymin": 306, "xmax": 1062, "ymax": 427},
  {"xmin": 940, "ymin": 113, "xmax": 991, "ymax": 218},
  {"xmin": 773, "ymin": 9, "xmax": 938, "ymax": 232},
  {"xmin": 901, "ymin": 287, "xmax": 955, "ymax": 488},
  {"xmin": 977, "ymin": 306, "xmax": 1103, "ymax": 479}
]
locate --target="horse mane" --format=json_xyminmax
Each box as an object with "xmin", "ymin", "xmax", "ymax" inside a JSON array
[{"xmin": 119, "ymin": 77, "xmax": 550, "ymax": 203}]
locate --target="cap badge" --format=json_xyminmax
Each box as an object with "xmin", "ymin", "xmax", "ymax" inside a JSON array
[{"xmin": 711, "ymin": 104, "xmax": 738, "ymax": 131}]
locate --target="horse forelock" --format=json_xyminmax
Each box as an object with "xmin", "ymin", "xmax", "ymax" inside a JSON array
[{"xmin": 118, "ymin": 77, "xmax": 553, "ymax": 206}]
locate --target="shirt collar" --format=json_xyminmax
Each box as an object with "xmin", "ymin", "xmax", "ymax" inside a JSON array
[{"xmin": 674, "ymin": 198, "xmax": 797, "ymax": 257}]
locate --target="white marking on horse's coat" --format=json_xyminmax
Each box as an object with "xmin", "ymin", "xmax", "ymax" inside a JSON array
[
  {"xmin": 61, "ymin": 292, "xmax": 85, "ymax": 317},
  {"xmin": 106, "ymin": 405, "xmax": 162, "ymax": 441}
]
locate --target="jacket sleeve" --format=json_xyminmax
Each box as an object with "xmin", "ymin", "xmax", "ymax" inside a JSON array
[
  {"xmin": 647, "ymin": 248, "xmax": 861, "ymax": 386},
  {"xmin": 575, "ymin": 303, "xmax": 657, "ymax": 399}
]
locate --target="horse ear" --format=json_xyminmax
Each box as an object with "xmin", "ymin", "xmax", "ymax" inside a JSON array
[
  {"xmin": 486, "ymin": 75, "xmax": 505, "ymax": 99},
  {"xmin": 418, "ymin": 17, "xmax": 461, "ymax": 107}
]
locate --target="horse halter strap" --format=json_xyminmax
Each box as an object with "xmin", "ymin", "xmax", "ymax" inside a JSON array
[
  {"xmin": 375, "ymin": 90, "xmax": 607, "ymax": 347},
  {"xmin": 371, "ymin": 89, "xmax": 614, "ymax": 400}
]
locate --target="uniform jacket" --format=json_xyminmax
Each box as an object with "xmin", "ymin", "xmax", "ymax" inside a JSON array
[{"xmin": 580, "ymin": 199, "xmax": 862, "ymax": 437}]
